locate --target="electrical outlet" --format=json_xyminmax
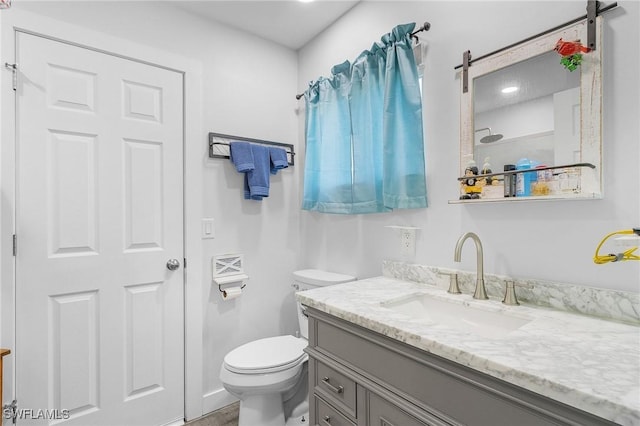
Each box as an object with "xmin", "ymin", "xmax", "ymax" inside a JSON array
[
  {"xmin": 384, "ymin": 225, "xmax": 420, "ymax": 258},
  {"xmin": 400, "ymin": 229, "xmax": 416, "ymax": 256}
]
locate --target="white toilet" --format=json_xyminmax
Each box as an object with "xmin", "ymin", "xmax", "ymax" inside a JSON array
[{"xmin": 219, "ymin": 269, "xmax": 356, "ymax": 426}]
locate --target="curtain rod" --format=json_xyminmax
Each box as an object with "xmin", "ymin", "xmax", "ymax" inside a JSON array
[
  {"xmin": 295, "ymin": 21, "xmax": 431, "ymax": 100},
  {"xmin": 453, "ymin": 1, "xmax": 618, "ymax": 70}
]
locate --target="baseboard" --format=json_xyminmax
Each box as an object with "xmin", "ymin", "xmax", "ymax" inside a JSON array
[
  {"xmin": 161, "ymin": 418, "xmax": 185, "ymax": 426},
  {"xmin": 202, "ymin": 388, "xmax": 238, "ymax": 416}
]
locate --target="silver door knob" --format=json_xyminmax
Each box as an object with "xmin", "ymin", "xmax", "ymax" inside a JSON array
[{"xmin": 166, "ymin": 259, "xmax": 180, "ymax": 271}]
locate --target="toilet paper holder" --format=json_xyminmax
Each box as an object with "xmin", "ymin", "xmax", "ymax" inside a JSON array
[
  {"xmin": 213, "ymin": 273, "xmax": 249, "ymax": 296},
  {"xmin": 218, "ymin": 283, "xmax": 246, "ymax": 296}
]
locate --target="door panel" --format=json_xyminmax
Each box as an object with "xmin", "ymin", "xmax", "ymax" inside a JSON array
[
  {"xmin": 15, "ymin": 32, "xmax": 184, "ymax": 425},
  {"xmin": 49, "ymin": 290, "xmax": 100, "ymax": 417},
  {"xmin": 124, "ymin": 282, "xmax": 165, "ymax": 400},
  {"xmin": 47, "ymin": 130, "xmax": 99, "ymax": 256},
  {"xmin": 124, "ymin": 139, "xmax": 164, "ymax": 251}
]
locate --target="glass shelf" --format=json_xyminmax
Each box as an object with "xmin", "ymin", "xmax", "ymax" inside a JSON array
[
  {"xmin": 450, "ymin": 162, "xmax": 600, "ymax": 204},
  {"xmin": 455, "ymin": 162, "xmax": 595, "ymax": 182},
  {"xmin": 448, "ymin": 192, "xmax": 602, "ymax": 204}
]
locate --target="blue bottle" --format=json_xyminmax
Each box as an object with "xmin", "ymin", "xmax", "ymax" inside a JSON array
[{"xmin": 516, "ymin": 158, "xmax": 537, "ymax": 197}]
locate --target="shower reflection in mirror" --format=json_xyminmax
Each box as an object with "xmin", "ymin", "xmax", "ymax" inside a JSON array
[{"xmin": 473, "ymin": 50, "xmax": 580, "ymax": 170}]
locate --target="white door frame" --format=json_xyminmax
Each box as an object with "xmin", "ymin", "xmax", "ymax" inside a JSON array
[{"xmin": 1, "ymin": 9, "xmax": 205, "ymax": 421}]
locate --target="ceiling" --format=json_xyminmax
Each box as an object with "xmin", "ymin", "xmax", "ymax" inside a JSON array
[{"xmin": 175, "ymin": 1, "xmax": 361, "ymax": 50}]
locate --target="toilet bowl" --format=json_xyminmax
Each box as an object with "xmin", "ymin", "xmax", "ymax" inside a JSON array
[{"xmin": 219, "ymin": 269, "xmax": 356, "ymax": 426}]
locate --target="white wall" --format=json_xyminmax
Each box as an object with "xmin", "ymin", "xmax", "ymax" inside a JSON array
[
  {"xmin": 2, "ymin": 1, "xmax": 301, "ymax": 418},
  {"xmin": 475, "ymin": 95, "xmax": 554, "ymax": 143},
  {"xmin": 297, "ymin": 1, "xmax": 640, "ymax": 292}
]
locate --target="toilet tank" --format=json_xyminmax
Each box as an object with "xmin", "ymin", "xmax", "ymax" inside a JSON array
[{"xmin": 293, "ymin": 269, "xmax": 356, "ymax": 340}]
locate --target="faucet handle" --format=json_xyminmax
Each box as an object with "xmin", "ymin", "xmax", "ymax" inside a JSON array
[
  {"xmin": 502, "ymin": 281, "xmax": 520, "ymax": 306},
  {"xmin": 448, "ymin": 273, "xmax": 462, "ymax": 294}
]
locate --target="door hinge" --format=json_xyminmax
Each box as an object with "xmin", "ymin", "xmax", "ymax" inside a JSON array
[
  {"xmin": 3, "ymin": 399, "xmax": 17, "ymax": 424},
  {"xmin": 12, "ymin": 234, "xmax": 16, "ymax": 256},
  {"xmin": 4, "ymin": 63, "xmax": 17, "ymax": 91}
]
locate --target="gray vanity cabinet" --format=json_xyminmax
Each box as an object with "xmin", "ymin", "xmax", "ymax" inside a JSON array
[{"xmin": 304, "ymin": 306, "xmax": 617, "ymax": 426}]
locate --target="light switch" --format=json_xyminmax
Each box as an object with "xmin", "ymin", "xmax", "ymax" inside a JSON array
[{"xmin": 202, "ymin": 218, "xmax": 215, "ymax": 239}]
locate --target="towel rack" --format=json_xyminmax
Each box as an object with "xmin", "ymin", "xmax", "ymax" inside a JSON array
[{"xmin": 208, "ymin": 132, "xmax": 295, "ymax": 166}]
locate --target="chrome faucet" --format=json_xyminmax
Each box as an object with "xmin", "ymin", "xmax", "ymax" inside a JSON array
[{"xmin": 454, "ymin": 232, "xmax": 488, "ymax": 300}]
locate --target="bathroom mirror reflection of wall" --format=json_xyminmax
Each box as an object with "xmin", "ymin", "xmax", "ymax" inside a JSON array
[{"xmin": 458, "ymin": 17, "xmax": 603, "ymax": 202}]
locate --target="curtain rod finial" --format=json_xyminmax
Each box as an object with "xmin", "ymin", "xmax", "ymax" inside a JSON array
[{"xmin": 411, "ymin": 22, "xmax": 431, "ymax": 40}]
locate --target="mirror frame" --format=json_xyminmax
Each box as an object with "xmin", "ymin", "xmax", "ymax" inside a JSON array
[{"xmin": 459, "ymin": 18, "xmax": 603, "ymax": 201}]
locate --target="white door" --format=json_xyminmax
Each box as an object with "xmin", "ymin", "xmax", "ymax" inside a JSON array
[
  {"xmin": 554, "ymin": 87, "xmax": 581, "ymax": 165},
  {"xmin": 15, "ymin": 32, "xmax": 184, "ymax": 425}
]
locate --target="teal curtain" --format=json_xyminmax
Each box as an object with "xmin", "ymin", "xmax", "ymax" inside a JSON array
[
  {"xmin": 302, "ymin": 23, "xmax": 427, "ymax": 214},
  {"xmin": 382, "ymin": 24, "xmax": 427, "ymax": 209},
  {"xmin": 302, "ymin": 61, "xmax": 353, "ymax": 213},
  {"xmin": 350, "ymin": 43, "xmax": 386, "ymax": 213}
]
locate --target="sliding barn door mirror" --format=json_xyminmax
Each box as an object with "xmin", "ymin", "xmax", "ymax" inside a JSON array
[{"xmin": 455, "ymin": 17, "xmax": 604, "ymax": 203}]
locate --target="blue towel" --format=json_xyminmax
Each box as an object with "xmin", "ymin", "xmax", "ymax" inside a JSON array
[
  {"xmin": 229, "ymin": 141, "xmax": 254, "ymax": 172},
  {"xmin": 244, "ymin": 144, "xmax": 271, "ymax": 200},
  {"xmin": 269, "ymin": 147, "xmax": 289, "ymax": 175}
]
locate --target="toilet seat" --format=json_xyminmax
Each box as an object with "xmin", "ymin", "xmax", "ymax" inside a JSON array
[{"xmin": 224, "ymin": 335, "xmax": 307, "ymax": 374}]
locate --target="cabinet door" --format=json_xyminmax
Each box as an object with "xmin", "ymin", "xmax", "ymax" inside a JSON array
[{"xmin": 367, "ymin": 393, "xmax": 443, "ymax": 426}]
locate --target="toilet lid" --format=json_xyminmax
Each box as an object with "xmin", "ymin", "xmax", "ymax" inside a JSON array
[
  {"xmin": 224, "ymin": 335, "xmax": 307, "ymax": 374},
  {"xmin": 293, "ymin": 269, "xmax": 356, "ymax": 286}
]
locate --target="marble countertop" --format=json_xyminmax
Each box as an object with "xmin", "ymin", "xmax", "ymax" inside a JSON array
[{"xmin": 296, "ymin": 276, "xmax": 640, "ymax": 425}]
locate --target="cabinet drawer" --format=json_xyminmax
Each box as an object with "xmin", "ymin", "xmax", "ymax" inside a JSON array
[
  {"xmin": 314, "ymin": 360, "xmax": 357, "ymax": 419},
  {"xmin": 314, "ymin": 395, "xmax": 356, "ymax": 426},
  {"xmin": 367, "ymin": 392, "xmax": 436, "ymax": 426}
]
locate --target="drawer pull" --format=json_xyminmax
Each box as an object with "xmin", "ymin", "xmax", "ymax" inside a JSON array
[
  {"xmin": 322, "ymin": 415, "xmax": 331, "ymax": 425},
  {"xmin": 322, "ymin": 376, "xmax": 344, "ymax": 394}
]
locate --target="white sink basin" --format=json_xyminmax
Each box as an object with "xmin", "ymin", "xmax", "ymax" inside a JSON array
[{"xmin": 381, "ymin": 293, "xmax": 531, "ymax": 339}]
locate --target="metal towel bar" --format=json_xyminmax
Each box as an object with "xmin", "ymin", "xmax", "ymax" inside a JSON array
[{"xmin": 208, "ymin": 132, "xmax": 295, "ymax": 166}]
